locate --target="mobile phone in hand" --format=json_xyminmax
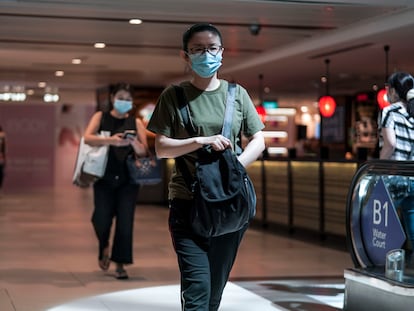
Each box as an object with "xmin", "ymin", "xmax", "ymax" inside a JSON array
[{"xmin": 123, "ymin": 130, "xmax": 136, "ymax": 139}]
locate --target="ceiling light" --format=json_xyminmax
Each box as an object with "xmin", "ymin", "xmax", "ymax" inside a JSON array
[
  {"xmin": 0, "ymin": 85, "xmax": 26, "ymax": 102},
  {"xmin": 43, "ymin": 93, "xmax": 59, "ymax": 103},
  {"xmin": 26, "ymin": 89, "xmax": 35, "ymax": 95},
  {"xmin": 301, "ymin": 113, "xmax": 312, "ymax": 123},
  {"xmin": 94, "ymin": 42, "xmax": 106, "ymax": 49},
  {"xmin": 38, "ymin": 82, "xmax": 46, "ymax": 88},
  {"xmin": 43, "ymin": 86, "xmax": 59, "ymax": 103},
  {"xmin": 72, "ymin": 58, "xmax": 82, "ymax": 64},
  {"xmin": 55, "ymin": 70, "xmax": 64, "ymax": 77},
  {"xmin": 129, "ymin": 19, "xmax": 142, "ymax": 25}
]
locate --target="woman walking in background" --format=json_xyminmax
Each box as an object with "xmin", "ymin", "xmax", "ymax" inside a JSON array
[
  {"xmin": 379, "ymin": 72, "xmax": 414, "ymax": 160},
  {"xmin": 83, "ymin": 83, "xmax": 148, "ymax": 279},
  {"xmin": 379, "ymin": 71, "xmax": 414, "ymax": 266}
]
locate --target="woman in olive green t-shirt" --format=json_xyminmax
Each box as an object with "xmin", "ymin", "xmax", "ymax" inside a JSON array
[{"xmin": 147, "ymin": 23, "xmax": 265, "ymax": 311}]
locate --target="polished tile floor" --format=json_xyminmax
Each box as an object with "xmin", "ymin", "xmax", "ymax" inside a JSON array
[{"xmin": 0, "ymin": 186, "xmax": 353, "ymax": 311}]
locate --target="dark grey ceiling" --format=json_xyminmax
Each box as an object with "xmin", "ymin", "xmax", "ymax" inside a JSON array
[{"xmin": 0, "ymin": 0, "xmax": 413, "ymax": 100}]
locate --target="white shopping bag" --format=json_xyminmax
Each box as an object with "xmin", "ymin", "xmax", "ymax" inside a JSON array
[{"xmin": 72, "ymin": 131, "xmax": 110, "ymax": 187}]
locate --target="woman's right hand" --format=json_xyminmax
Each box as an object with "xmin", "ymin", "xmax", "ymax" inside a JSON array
[
  {"xmin": 111, "ymin": 133, "xmax": 130, "ymax": 147},
  {"xmin": 196, "ymin": 134, "xmax": 232, "ymax": 151}
]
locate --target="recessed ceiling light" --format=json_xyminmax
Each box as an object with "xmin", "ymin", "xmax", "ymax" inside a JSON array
[
  {"xmin": 72, "ymin": 58, "xmax": 82, "ymax": 64},
  {"xmin": 55, "ymin": 70, "xmax": 64, "ymax": 77},
  {"xmin": 38, "ymin": 82, "xmax": 46, "ymax": 88},
  {"xmin": 129, "ymin": 19, "xmax": 142, "ymax": 25},
  {"xmin": 26, "ymin": 89, "xmax": 35, "ymax": 95},
  {"xmin": 94, "ymin": 42, "xmax": 106, "ymax": 49}
]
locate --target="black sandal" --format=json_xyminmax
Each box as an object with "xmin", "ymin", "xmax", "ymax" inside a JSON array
[
  {"xmin": 115, "ymin": 268, "xmax": 129, "ymax": 280},
  {"xmin": 98, "ymin": 247, "xmax": 110, "ymax": 271},
  {"xmin": 98, "ymin": 255, "xmax": 110, "ymax": 271}
]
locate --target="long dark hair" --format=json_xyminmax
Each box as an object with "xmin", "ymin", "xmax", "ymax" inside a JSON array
[{"xmin": 388, "ymin": 72, "xmax": 414, "ymax": 117}]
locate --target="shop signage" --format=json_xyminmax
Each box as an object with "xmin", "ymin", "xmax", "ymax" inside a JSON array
[{"xmin": 361, "ymin": 177, "xmax": 406, "ymax": 265}]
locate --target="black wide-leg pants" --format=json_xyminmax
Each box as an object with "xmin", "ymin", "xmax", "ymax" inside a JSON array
[{"xmin": 92, "ymin": 180, "xmax": 139, "ymax": 264}]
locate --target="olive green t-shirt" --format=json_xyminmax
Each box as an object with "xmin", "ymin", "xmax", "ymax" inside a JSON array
[{"xmin": 147, "ymin": 79, "xmax": 264, "ymax": 200}]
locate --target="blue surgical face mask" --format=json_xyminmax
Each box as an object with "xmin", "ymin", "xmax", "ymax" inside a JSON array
[
  {"xmin": 189, "ymin": 52, "xmax": 222, "ymax": 78},
  {"xmin": 113, "ymin": 99, "xmax": 133, "ymax": 114}
]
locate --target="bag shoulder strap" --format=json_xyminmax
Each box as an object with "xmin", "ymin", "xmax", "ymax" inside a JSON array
[
  {"xmin": 222, "ymin": 83, "xmax": 236, "ymax": 138},
  {"xmin": 223, "ymin": 83, "xmax": 242, "ymax": 155}
]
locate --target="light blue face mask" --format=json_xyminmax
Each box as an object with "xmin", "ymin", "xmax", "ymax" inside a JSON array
[
  {"xmin": 189, "ymin": 52, "xmax": 222, "ymax": 78},
  {"xmin": 113, "ymin": 99, "xmax": 132, "ymax": 114}
]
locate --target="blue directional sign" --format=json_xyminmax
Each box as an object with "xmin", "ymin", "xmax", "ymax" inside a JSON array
[{"xmin": 361, "ymin": 177, "xmax": 406, "ymax": 265}]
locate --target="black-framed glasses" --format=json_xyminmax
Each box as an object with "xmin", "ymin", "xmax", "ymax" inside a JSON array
[{"xmin": 188, "ymin": 45, "xmax": 223, "ymax": 56}]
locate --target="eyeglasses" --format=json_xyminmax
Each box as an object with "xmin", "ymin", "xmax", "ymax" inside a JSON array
[{"xmin": 188, "ymin": 45, "xmax": 223, "ymax": 56}]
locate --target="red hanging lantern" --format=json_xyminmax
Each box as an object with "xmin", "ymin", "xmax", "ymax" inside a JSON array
[
  {"xmin": 319, "ymin": 95, "xmax": 336, "ymax": 117},
  {"xmin": 256, "ymin": 105, "xmax": 266, "ymax": 123},
  {"xmin": 377, "ymin": 88, "xmax": 390, "ymax": 109},
  {"xmin": 318, "ymin": 59, "xmax": 336, "ymax": 118}
]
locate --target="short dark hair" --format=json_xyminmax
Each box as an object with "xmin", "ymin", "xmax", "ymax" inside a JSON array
[
  {"xmin": 182, "ymin": 23, "xmax": 223, "ymax": 52},
  {"xmin": 107, "ymin": 83, "xmax": 135, "ymax": 113}
]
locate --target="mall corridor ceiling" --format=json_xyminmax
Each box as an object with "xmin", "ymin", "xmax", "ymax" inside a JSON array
[{"xmin": 1, "ymin": 0, "xmax": 414, "ymax": 99}]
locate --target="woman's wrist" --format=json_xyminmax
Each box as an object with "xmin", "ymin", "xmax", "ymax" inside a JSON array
[
  {"xmin": 133, "ymin": 144, "xmax": 147, "ymax": 157},
  {"xmin": 194, "ymin": 137, "xmax": 204, "ymax": 147}
]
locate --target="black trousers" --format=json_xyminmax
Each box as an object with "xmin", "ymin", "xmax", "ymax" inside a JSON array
[
  {"xmin": 92, "ymin": 179, "xmax": 139, "ymax": 264},
  {"xmin": 169, "ymin": 199, "xmax": 248, "ymax": 311}
]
